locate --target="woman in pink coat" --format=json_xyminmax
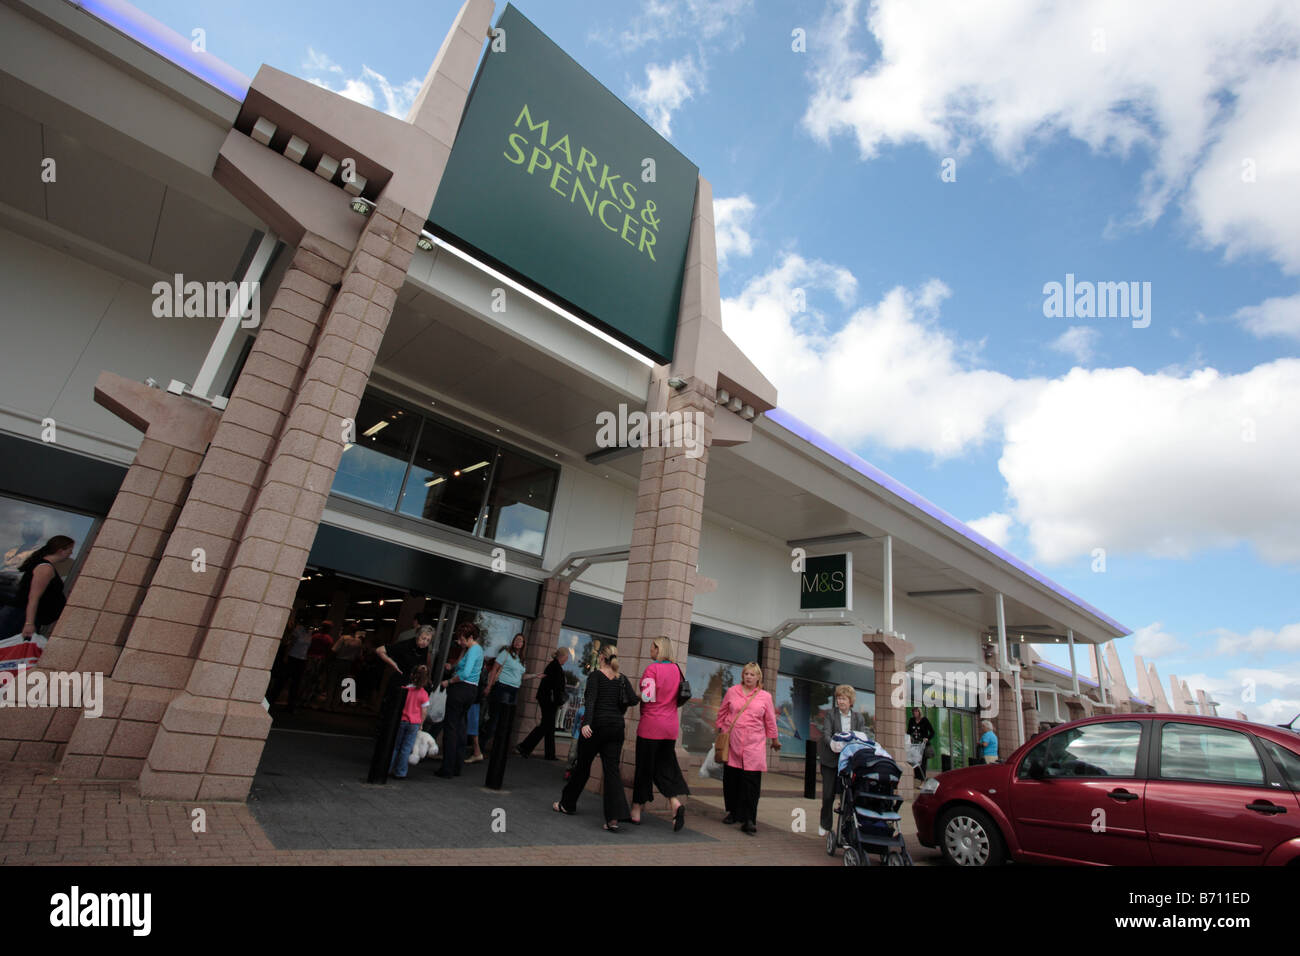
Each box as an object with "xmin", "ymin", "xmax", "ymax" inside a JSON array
[{"xmin": 714, "ymin": 661, "xmax": 780, "ymax": 835}]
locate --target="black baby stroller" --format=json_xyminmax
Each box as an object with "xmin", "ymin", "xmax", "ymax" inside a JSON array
[{"xmin": 825, "ymin": 733, "xmax": 913, "ymax": 866}]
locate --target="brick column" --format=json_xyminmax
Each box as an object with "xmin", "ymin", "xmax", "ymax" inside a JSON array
[
  {"xmin": 1021, "ymin": 687, "xmax": 1039, "ymax": 740},
  {"xmin": 864, "ymin": 631, "xmax": 914, "ymax": 800},
  {"xmin": 1064, "ymin": 697, "xmax": 1087, "ymax": 722},
  {"xmin": 995, "ymin": 673, "xmax": 1018, "ymax": 759},
  {"xmin": 0, "ymin": 380, "xmax": 218, "ymax": 765},
  {"xmin": 758, "ymin": 634, "xmax": 783, "ymax": 771},
  {"xmin": 140, "ymin": 200, "xmax": 421, "ymax": 800},
  {"xmin": 616, "ymin": 380, "xmax": 715, "ymax": 783},
  {"xmin": 515, "ymin": 577, "xmax": 570, "ymax": 751}
]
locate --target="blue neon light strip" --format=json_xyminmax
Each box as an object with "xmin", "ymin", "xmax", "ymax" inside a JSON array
[
  {"xmin": 764, "ymin": 406, "xmax": 1131, "ymax": 636},
  {"xmin": 73, "ymin": 0, "xmax": 250, "ymax": 101}
]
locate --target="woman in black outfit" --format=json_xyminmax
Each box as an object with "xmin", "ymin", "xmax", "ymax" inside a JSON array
[
  {"xmin": 553, "ymin": 644, "xmax": 631, "ymax": 831},
  {"xmin": 0, "ymin": 535, "xmax": 74, "ymax": 638}
]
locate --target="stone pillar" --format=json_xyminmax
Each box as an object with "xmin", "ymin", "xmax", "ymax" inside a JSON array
[
  {"xmin": 1021, "ymin": 687, "xmax": 1039, "ymax": 740},
  {"xmin": 516, "ymin": 577, "xmax": 570, "ymax": 752},
  {"xmin": 1064, "ymin": 697, "xmax": 1087, "ymax": 722},
  {"xmin": 0, "ymin": 379, "xmax": 219, "ymax": 766},
  {"xmin": 758, "ymin": 634, "xmax": 783, "ymax": 771},
  {"xmin": 140, "ymin": 201, "xmax": 421, "ymax": 800},
  {"xmin": 995, "ymin": 673, "xmax": 1018, "ymax": 758},
  {"xmin": 616, "ymin": 381, "xmax": 715, "ymax": 783},
  {"xmin": 865, "ymin": 631, "xmax": 914, "ymax": 800}
]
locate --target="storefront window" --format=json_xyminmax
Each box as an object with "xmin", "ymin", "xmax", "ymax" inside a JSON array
[
  {"xmin": 399, "ymin": 419, "xmax": 495, "ymax": 533},
  {"xmin": 680, "ymin": 654, "xmax": 740, "ymax": 755},
  {"xmin": 554, "ymin": 627, "xmax": 616, "ymax": 734},
  {"xmin": 327, "ymin": 389, "xmax": 558, "ymax": 555},
  {"xmin": 455, "ymin": 606, "xmax": 525, "ymax": 661},
  {"xmin": 774, "ymin": 676, "xmax": 876, "ymax": 760},
  {"xmin": 480, "ymin": 451, "xmax": 557, "ymax": 555},
  {"xmin": 333, "ymin": 396, "xmax": 420, "ymax": 510},
  {"xmin": 0, "ymin": 493, "xmax": 96, "ymax": 607}
]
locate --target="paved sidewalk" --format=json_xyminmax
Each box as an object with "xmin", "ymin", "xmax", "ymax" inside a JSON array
[{"xmin": 0, "ymin": 729, "xmax": 938, "ymax": 866}]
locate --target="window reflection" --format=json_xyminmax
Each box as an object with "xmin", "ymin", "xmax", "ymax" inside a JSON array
[
  {"xmin": 333, "ymin": 397, "xmax": 419, "ymax": 510},
  {"xmin": 482, "ymin": 452, "xmax": 556, "ymax": 555},
  {"xmin": 398, "ymin": 420, "xmax": 494, "ymax": 533}
]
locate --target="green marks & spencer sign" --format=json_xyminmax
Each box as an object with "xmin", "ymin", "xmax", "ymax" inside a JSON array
[
  {"xmin": 800, "ymin": 553, "xmax": 853, "ymax": 611},
  {"xmin": 427, "ymin": 4, "xmax": 699, "ymax": 365}
]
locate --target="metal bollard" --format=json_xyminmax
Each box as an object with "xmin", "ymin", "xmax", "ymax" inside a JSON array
[
  {"xmin": 804, "ymin": 739, "xmax": 817, "ymax": 799},
  {"xmin": 485, "ymin": 701, "xmax": 518, "ymax": 790}
]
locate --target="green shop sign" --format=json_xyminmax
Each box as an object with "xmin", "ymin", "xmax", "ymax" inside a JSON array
[
  {"xmin": 428, "ymin": 4, "xmax": 699, "ymax": 364},
  {"xmin": 799, "ymin": 553, "xmax": 853, "ymax": 611}
]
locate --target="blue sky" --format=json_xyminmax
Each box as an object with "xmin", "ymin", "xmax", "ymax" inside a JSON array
[{"xmin": 126, "ymin": 0, "xmax": 1300, "ymax": 725}]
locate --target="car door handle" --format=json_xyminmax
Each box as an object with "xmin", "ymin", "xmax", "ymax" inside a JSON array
[
  {"xmin": 1107, "ymin": 789, "xmax": 1139, "ymax": 802},
  {"xmin": 1246, "ymin": 801, "xmax": 1287, "ymax": 815}
]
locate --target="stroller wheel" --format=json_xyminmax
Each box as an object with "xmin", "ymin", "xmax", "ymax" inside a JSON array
[
  {"xmin": 886, "ymin": 849, "xmax": 906, "ymax": 866},
  {"xmin": 825, "ymin": 828, "xmax": 837, "ymax": 856},
  {"xmin": 842, "ymin": 846, "xmax": 864, "ymax": 867}
]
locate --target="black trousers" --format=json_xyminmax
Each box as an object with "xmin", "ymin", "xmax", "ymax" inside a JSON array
[
  {"xmin": 820, "ymin": 764, "xmax": 840, "ymax": 832},
  {"xmin": 722, "ymin": 764, "xmax": 762, "ymax": 825},
  {"xmin": 632, "ymin": 736, "xmax": 690, "ymax": 804},
  {"xmin": 440, "ymin": 683, "xmax": 477, "ymax": 774},
  {"xmin": 267, "ymin": 657, "xmax": 306, "ymax": 711},
  {"xmin": 559, "ymin": 721, "xmax": 629, "ymax": 822},
  {"xmin": 518, "ymin": 703, "xmax": 559, "ymax": 758}
]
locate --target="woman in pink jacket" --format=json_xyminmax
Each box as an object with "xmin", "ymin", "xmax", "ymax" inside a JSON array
[{"xmin": 715, "ymin": 662, "xmax": 780, "ymax": 835}]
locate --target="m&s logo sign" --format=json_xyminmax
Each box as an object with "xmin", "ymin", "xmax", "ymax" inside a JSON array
[{"xmin": 799, "ymin": 553, "xmax": 853, "ymax": 611}]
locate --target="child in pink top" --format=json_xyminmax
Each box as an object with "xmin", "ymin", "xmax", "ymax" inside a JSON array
[
  {"xmin": 629, "ymin": 638, "xmax": 691, "ymax": 830},
  {"xmin": 390, "ymin": 665, "xmax": 430, "ymax": 779}
]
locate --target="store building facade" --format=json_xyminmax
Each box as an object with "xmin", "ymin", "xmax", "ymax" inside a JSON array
[{"xmin": 0, "ymin": 0, "xmax": 1133, "ymax": 802}]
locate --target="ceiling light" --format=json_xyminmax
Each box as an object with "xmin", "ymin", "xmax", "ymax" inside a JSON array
[
  {"xmin": 425, "ymin": 476, "xmax": 445, "ymax": 487},
  {"xmin": 460, "ymin": 461, "xmax": 489, "ymax": 473},
  {"xmin": 362, "ymin": 420, "xmax": 389, "ymax": 437},
  {"xmin": 342, "ymin": 443, "xmax": 353, "ymax": 452}
]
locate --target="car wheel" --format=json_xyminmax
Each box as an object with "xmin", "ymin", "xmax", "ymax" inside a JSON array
[
  {"xmin": 939, "ymin": 806, "xmax": 1005, "ymax": 867},
  {"xmin": 842, "ymin": 846, "xmax": 863, "ymax": 867},
  {"xmin": 825, "ymin": 828, "xmax": 837, "ymax": 856}
]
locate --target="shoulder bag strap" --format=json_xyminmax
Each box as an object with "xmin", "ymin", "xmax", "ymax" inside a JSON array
[{"xmin": 727, "ymin": 688, "xmax": 759, "ymax": 732}]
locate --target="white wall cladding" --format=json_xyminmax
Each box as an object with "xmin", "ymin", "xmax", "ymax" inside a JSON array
[
  {"xmin": 544, "ymin": 464, "xmax": 633, "ymax": 601},
  {"xmin": 0, "ymin": 227, "xmax": 224, "ymax": 462}
]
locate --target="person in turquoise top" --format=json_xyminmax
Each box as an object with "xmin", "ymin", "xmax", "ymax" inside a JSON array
[
  {"xmin": 436, "ymin": 622, "xmax": 483, "ymax": 778},
  {"xmin": 481, "ymin": 633, "xmax": 538, "ymax": 748},
  {"xmin": 979, "ymin": 720, "xmax": 999, "ymax": 764}
]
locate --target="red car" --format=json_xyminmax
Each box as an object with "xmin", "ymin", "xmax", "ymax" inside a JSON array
[{"xmin": 912, "ymin": 713, "xmax": 1300, "ymax": 865}]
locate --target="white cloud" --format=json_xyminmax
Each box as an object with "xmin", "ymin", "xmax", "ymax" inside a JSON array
[
  {"xmin": 725, "ymin": 254, "xmax": 1300, "ymax": 565},
  {"xmin": 1235, "ymin": 293, "xmax": 1300, "ymax": 342},
  {"xmin": 967, "ymin": 512, "xmax": 1013, "ymax": 549},
  {"xmin": 629, "ymin": 57, "xmax": 700, "ymax": 137},
  {"xmin": 722, "ymin": 255, "xmax": 1033, "ymax": 459},
  {"xmin": 713, "ymin": 195, "xmax": 756, "ymax": 266},
  {"xmin": 613, "ymin": 0, "xmax": 753, "ymax": 50},
  {"xmin": 999, "ymin": 362, "xmax": 1300, "ymax": 564},
  {"xmin": 1214, "ymin": 622, "xmax": 1300, "ymax": 656},
  {"xmin": 804, "ymin": 0, "xmax": 1300, "ymax": 272},
  {"xmin": 1131, "ymin": 622, "xmax": 1185, "ymax": 659},
  {"xmin": 1048, "ymin": 326, "xmax": 1100, "ymax": 364},
  {"xmin": 301, "ymin": 52, "xmax": 421, "ymax": 119}
]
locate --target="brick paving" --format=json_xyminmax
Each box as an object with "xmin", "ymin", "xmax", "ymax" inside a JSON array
[{"xmin": 0, "ymin": 729, "xmax": 940, "ymax": 866}]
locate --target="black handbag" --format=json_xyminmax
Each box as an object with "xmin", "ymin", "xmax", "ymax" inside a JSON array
[
  {"xmin": 618, "ymin": 674, "xmax": 639, "ymax": 710},
  {"xmin": 675, "ymin": 665, "xmax": 692, "ymax": 707}
]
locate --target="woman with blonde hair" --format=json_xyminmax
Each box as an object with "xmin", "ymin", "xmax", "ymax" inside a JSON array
[
  {"xmin": 553, "ymin": 643, "xmax": 635, "ymax": 831},
  {"xmin": 714, "ymin": 661, "xmax": 780, "ymax": 835},
  {"xmin": 627, "ymin": 636, "xmax": 690, "ymax": 830}
]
